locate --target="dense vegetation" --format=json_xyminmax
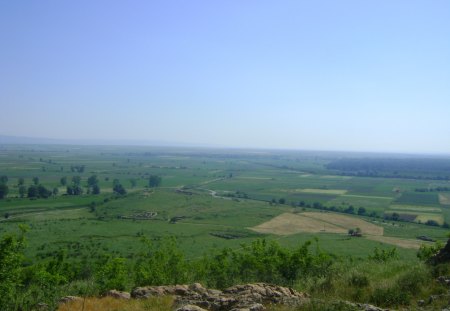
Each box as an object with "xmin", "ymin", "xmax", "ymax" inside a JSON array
[{"xmin": 1, "ymin": 227, "xmax": 450, "ymax": 310}]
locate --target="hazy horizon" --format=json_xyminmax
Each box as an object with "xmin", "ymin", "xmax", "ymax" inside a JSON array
[{"xmin": 1, "ymin": 1, "xmax": 449, "ymax": 154}]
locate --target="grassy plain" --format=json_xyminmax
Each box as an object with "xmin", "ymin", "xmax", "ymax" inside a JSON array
[{"xmin": 1, "ymin": 145, "xmax": 450, "ymax": 265}]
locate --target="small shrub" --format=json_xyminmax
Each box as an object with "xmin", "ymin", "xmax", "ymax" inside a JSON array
[
  {"xmin": 368, "ymin": 247, "xmax": 398, "ymax": 262},
  {"xmin": 347, "ymin": 272, "xmax": 370, "ymax": 287},
  {"xmin": 370, "ymin": 286, "xmax": 410, "ymax": 307}
]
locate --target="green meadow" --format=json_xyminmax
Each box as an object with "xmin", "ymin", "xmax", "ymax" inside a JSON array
[{"xmin": 1, "ymin": 145, "xmax": 450, "ymax": 264}]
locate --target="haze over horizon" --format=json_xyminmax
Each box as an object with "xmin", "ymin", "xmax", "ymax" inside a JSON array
[{"xmin": 1, "ymin": 1, "xmax": 449, "ymax": 154}]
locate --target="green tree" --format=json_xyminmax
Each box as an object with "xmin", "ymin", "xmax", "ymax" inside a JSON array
[
  {"xmin": 92, "ymin": 184, "xmax": 101, "ymax": 195},
  {"xmin": 27, "ymin": 185, "xmax": 39, "ymax": 198},
  {"xmin": 113, "ymin": 183, "xmax": 127, "ymax": 195},
  {"xmin": 32, "ymin": 177, "xmax": 39, "ymax": 185},
  {"xmin": 37, "ymin": 185, "xmax": 51, "ymax": 198},
  {"xmin": 66, "ymin": 185, "xmax": 83, "ymax": 195},
  {"xmin": 130, "ymin": 179, "xmax": 137, "ymax": 188},
  {"xmin": 0, "ymin": 226, "xmax": 26, "ymax": 309},
  {"xmin": 417, "ymin": 241, "xmax": 443, "ymax": 261},
  {"xmin": 357, "ymin": 207, "xmax": 366, "ymax": 215},
  {"xmin": 148, "ymin": 175, "xmax": 162, "ymax": 188},
  {"xmin": 0, "ymin": 184, "xmax": 8, "ymax": 199},
  {"xmin": 134, "ymin": 237, "xmax": 187, "ymax": 286},
  {"xmin": 72, "ymin": 176, "xmax": 81, "ymax": 186},
  {"xmin": 96, "ymin": 257, "xmax": 128, "ymax": 293},
  {"xmin": 0, "ymin": 175, "xmax": 8, "ymax": 184},
  {"xmin": 18, "ymin": 185, "xmax": 27, "ymax": 198},
  {"xmin": 87, "ymin": 175, "xmax": 99, "ymax": 187},
  {"xmin": 60, "ymin": 176, "xmax": 67, "ymax": 186},
  {"xmin": 18, "ymin": 177, "xmax": 25, "ymax": 186}
]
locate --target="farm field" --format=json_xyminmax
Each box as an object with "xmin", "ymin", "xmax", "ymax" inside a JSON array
[{"xmin": 1, "ymin": 145, "xmax": 450, "ymax": 264}]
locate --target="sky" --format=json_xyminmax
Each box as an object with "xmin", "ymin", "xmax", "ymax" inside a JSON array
[{"xmin": 1, "ymin": 1, "xmax": 449, "ymax": 153}]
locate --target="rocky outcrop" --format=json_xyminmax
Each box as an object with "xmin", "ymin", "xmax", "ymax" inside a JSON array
[
  {"xmin": 107, "ymin": 289, "xmax": 131, "ymax": 299},
  {"xmin": 59, "ymin": 284, "xmax": 387, "ymax": 311},
  {"xmin": 131, "ymin": 283, "xmax": 308, "ymax": 311},
  {"xmin": 345, "ymin": 302, "xmax": 388, "ymax": 311}
]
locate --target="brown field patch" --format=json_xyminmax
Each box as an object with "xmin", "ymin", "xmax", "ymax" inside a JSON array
[
  {"xmin": 365, "ymin": 235, "xmax": 431, "ymax": 250},
  {"xmin": 251, "ymin": 213, "xmax": 347, "ymax": 235},
  {"xmin": 302, "ymin": 212, "xmax": 384, "ymax": 236},
  {"xmin": 439, "ymin": 193, "xmax": 450, "ymax": 205},
  {"xmin": 251, "ymin": 212, "xmax": 383, "ymax": 236}
]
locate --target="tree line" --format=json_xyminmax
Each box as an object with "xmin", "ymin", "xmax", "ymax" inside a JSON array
[{"xmin": 0, "ymin": 174, "xmax": 163, "ymax": 200}]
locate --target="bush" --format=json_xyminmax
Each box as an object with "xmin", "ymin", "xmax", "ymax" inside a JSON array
[
  {"xmin": 347, "ymin": 272, "xmax": 370, "ymax": 288},
  {"xmin": 370, "ymin": 286, "xmax": 410, "ymax": 307},
  {"xmin": 96, "ymin": 257, "xmax": 129, "ymax": 293},
  {"xmin": 417, "ymin": 241, "xmax": 443, "ymax": 261},
  {"xmin": 368, "ymin": 247, "xmax": 398, "ymax": 262},
  {"xmin": 396, "ymin": 267, "xmax": 428, "ymax": 294}
]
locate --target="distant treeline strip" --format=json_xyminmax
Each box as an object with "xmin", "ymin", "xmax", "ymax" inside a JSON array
[{"xmin": 326, "ymin": 158, "xmax": 450, "ymax": 180}]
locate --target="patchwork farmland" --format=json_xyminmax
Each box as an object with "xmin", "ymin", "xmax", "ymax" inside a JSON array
[{"xmin": 0, "ymin": 145, "xmax": 450, "ymax": 262}]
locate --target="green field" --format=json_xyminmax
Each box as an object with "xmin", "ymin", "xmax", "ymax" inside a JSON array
[{"xmin": 1, "ymin": 145, "xmax": 449, "ymax": 264}]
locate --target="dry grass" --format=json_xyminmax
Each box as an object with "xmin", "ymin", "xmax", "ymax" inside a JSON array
[
  {"xmin": 301, "ymin": 212, "xmax": 384, "ymax": 236},
  {"xmin": 57, "ymin": 296, "xmax": 174, "ymax": 311},
  {"xmin": 251, "ymin": 212, "xmax": 347, "ymax": 235},
  {"xmin": 415, "ymin": 213, "xmax": 444, "ymax": 225},
  {"xmin": 251, "ymin": 212, "xmax": 435, "ymax": 249},
  {"xmin": 365, "ymin": 235, "xmax": 430, "ymax": 249},
  {"xmin": 439, "ymin": 193, "xmax": 450, "ymax": 205}
]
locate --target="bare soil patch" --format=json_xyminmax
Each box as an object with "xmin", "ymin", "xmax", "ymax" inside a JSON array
[
  {"xmin": 251, "ymin": 213, "xmax": 346, "ymax": 235},
  {"xmin": 301, "ymin": 212, "xmax": 384, "ymax": 236},
  {"xmin": 251, "ymin": 212, "xmax": 383, "ymax": 236}
]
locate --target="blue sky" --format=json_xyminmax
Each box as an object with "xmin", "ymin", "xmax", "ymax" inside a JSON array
[{"xmin": 1, "ymin": 1, "xmax": 449, "ymax": 153}]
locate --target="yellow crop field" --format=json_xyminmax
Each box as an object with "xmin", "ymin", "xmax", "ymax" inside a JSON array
[
  {"xmin": 439, "ymin": 194, "xmax": 450, "ymax": 205},
  {"xmin": 415, "ymin": 214, "xmax": 444, "ymax": 225},
  {"xmin": 251, "ymin": 212, "xmax": 383, "ymax": 236},
  {"xmin": 251, "ymin": 212, "xmax": 347, "ymax": 235},
  {"xmin": 302, "ymin": 212, "xmax": 384, "ymax": 236}
]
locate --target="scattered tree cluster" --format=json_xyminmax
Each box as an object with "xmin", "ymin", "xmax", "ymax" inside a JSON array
[
  {"xmin": 113, "ymin": 179, "xmax": 127, "ymax": 195},
  {"xmin": 87, "ymin": 175, "xmax": 100, "ymax": 195},
  {"xmin": 66, "ymin": 176, "xmax": 83, "ymax": 195},
  {"xmin": 0, "ymin": 175, "xmax": 8, "ymax": 199},
  {"xmin": 148, "ymin": 175, "xmax": 162, "ymax": 188}
]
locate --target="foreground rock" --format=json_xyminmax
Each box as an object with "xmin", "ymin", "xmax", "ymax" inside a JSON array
[
  {"xmin": 131, "ymin": 283, "xmax": 308, "ymax": 310},
  {"xmin": 107, "ymin": 289, "xmax": 131, "ymax": 299},
  {"xmin": 345, "ymin": 302, "xmax": 388, "ymax": 311}
]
